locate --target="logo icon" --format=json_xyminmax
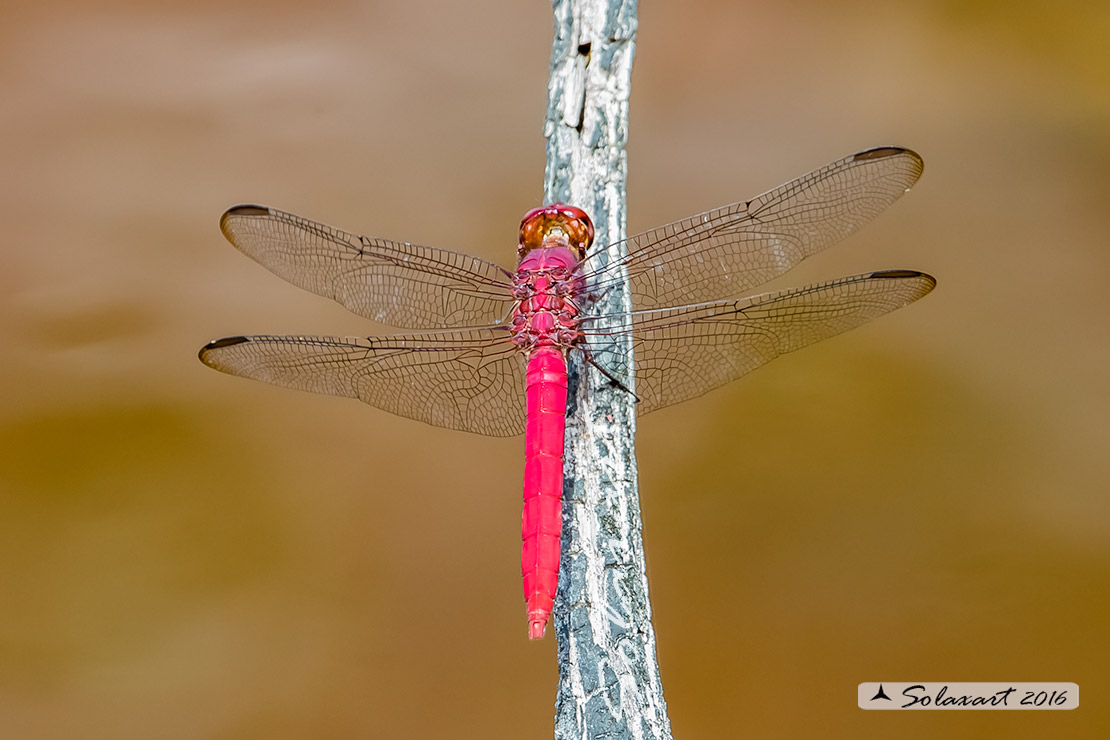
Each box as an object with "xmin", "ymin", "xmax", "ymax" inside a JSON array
[{"xmin": 870, "ymin": 684, "xmax": 892, "ymax": 702}]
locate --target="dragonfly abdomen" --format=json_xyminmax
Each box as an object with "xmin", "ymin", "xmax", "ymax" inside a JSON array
[{"xmin": 521, "ymin": 346, "xmax": 568, "ymax": 640}]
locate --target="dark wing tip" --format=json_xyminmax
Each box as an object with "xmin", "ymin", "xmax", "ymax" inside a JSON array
[
  {"xmin": 853, "ymin": 146, "xmax": 925, "ymax": 180},
  {"xmin": 853, "ymin": 146, "xmax": 914, "ymax": 161},
  {"xmin": 220, "ymin": 204, "xmax": 270, "ymax": 234},
  {"xmin": 224, "ymin": 205, "xmax": 270, "ymax": 217},
  {"xmin": 869, "ymin": 269, "xmax": 937, "ymax": 294},
  {"xmin": 199, "ymin": 335, "xmax": 250, "ymax": 364},
  {"xmin": 870, "ymin": 268, "xmax": 929, "ymax": 279}
]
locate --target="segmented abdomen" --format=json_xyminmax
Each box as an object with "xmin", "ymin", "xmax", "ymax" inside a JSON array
[{"xmin": 521, "ymin": 346, "xmax": 567, "ymax": 640}]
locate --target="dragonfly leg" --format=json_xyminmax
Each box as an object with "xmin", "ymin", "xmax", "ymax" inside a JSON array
[{"xmin": 581, "ymin": 348, "xmax": 640, "ymax": 403}]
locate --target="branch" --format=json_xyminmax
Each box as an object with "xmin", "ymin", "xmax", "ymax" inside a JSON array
[{"xmin": 544, "ymin": 2, "xmax": 671, "ymax": 739}]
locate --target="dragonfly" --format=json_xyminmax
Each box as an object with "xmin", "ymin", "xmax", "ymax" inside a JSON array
[{"xmin": 200, "ymin": 146, "xmax": 934, "ymax": 640}]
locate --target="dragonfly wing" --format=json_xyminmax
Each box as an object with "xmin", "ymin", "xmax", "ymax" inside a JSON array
[
  {"xmin": 220, "ymin": 206, "xmax": 516, "ymax": 329},
  {"xmin": 580, "ymin": 147, "xmax": 924, "ymax": 309},
  {"xmin": 199, "ymin": 328, "xmax": 526, "ymax": 437},
  {"xmin": 580, "ymin": 270, "xmax": 935, "ymax": 415}
]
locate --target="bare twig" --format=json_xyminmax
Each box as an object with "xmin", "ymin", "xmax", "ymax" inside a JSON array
[{"xmin": 543, "ymin": 2, "xmax": 671, "ymax": 739}]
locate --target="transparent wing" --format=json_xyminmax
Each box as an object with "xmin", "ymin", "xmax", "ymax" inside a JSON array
[
  {"xmin": 580, "ymin": 147, "xmax": 924, "ymax": 309},
  {"xmin": 199, "ymin": 328, "xmax": 526, "ymax": 437},
  {"xmin": 580, "ymin": 270, "xmax": 935, "ymax": 415},
  {"xmin": 220, "ymin": 205, "xmax": 516, "ymax": 329}
]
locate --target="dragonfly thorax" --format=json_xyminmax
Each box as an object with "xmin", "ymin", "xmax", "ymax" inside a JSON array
[{"xmin": 510, "ymin": 249, "xmax": 584, "ymax": 350}]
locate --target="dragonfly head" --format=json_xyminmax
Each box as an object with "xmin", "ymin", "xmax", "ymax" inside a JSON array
[{"xmin": 518, "ymin": 203, "xmax": 594, "ymax": 259}]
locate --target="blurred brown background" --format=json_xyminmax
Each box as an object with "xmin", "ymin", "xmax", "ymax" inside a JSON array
[{"xmin": 2, "ymin": 0, "xmax": 1107, "ymax": 737}]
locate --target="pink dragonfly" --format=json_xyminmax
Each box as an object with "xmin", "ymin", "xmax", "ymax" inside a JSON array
[{"xmin": 200, "ymin": 146, "xmax": 934, "ymax": 639}]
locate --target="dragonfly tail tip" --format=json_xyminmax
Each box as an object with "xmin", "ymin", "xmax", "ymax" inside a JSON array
[{"xmin": 528, "ymin": 618, "xmax": 547, "ymax": 640}]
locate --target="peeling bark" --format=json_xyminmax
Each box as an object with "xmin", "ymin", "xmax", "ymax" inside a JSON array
[{"xmin": 543, "ymin": 2, "xmax": 672, "ymax": 739}]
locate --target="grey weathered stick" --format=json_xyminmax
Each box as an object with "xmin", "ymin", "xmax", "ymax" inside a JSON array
[{"xmin": 543, "ymin": 2, "xmax": 671, "ymax": 739}]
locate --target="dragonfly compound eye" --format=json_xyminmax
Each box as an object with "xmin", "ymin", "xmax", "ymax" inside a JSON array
[{"xmin": 518, "ymin": 203, "xmax": 595, "ymax": 258}]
